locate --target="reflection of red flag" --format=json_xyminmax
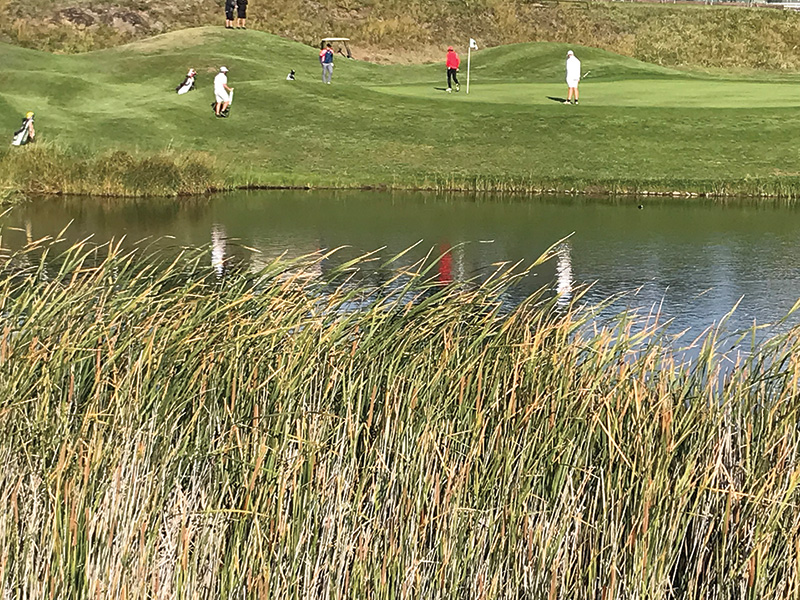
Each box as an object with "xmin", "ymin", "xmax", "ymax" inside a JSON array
[{"xmin": 438, "ymin": 242, "xmax": 452, "ymax": 284}]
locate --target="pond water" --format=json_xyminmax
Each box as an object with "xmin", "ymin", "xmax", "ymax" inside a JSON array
[{"xmin": 4, "ymin": 190, "xmax": 800, "ymax": 338}]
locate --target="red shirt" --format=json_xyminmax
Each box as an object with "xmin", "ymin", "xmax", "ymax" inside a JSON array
[{"xmin": 446, "ymin": 51, "xmax": 460, "ymax": 69}]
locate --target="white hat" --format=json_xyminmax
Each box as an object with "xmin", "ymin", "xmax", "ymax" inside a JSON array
[
  {"xmin": 567, "ymin": 50, "xmax": 574, "ymax": 56},
  {"xmin": 220, "ymin": 66, "xmax": 229, "ymax": 72}
]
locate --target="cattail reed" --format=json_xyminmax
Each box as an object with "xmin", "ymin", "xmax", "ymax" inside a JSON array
[{"xmin": 0, "ymin": 235, "xmax": 799, "ymax": 598}]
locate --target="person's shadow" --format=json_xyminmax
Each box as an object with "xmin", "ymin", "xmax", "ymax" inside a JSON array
[
  {"xmin": 434, "ymin": 87, "xmax": 449, "ymax": 91},
  {"xmin": 547, "ymin": 96, "xmax": 569, "ymax": 103}
]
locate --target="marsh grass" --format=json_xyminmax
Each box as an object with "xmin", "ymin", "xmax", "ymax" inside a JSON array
[
  {"xmin": 0, "ymin": 144, "xmax": 223, "ymax": 198},
  {"xmin": 2, "ymin": 235, "xmax": 800, "ymax": 598},
  {"xmin": 6, "ymin": 148, "xmax": 800, "ymax": 199},
  {"xmin": 424, "ymin": 173, "xmax": 800, "ymax": 200}
]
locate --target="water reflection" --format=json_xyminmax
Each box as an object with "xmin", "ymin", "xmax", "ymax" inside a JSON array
[
  {"xmin": 555, "ymin": 241, "xmax": 573, "ymax": 307},
  {"xmin": 438, "ymin": 242, "xmax": 453, "ymax": 284},
  {"xmin": 211, "ymin": 223, "xmax": 226, "ymax": 278},
  {"xmin": 4, "ymin": 190, "xmax": 800, "ymax": 339}
]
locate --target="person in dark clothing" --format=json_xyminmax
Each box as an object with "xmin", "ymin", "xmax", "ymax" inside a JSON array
[
  {"xmin": 320, "ymin": 42, "xmax": 334, "ymax": 84},
  {"xmin": 236, "ymin": 0, "xmax": 248, "ymax": 28},
  {"xmin": 224, "ymin": 0, "xmax": 235, "ymax": 29}
]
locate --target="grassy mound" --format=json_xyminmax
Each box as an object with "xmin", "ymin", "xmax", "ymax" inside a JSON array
[{"xmin": 3, "ymin": 29, "xmax": 800, "ymax": 197}]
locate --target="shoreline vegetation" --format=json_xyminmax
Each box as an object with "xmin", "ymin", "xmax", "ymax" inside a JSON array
[
  {"xmin": 7, "ymin": 143, "xmax": 800, "ymax": 201},
  {"xmin": 3, "ymin": 236, "xmax": 800, "ymax": 596}
]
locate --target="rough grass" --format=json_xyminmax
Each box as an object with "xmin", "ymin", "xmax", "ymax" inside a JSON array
[
  {"xmin": 4, "ymin": 30, "xmax": 800, "ymax": 197},
  {"xmin": 6, "ymin": 0, "xmax": 800, "ymax": 70},
  {"xmin": 2, "ymin": 235, "xmax": 800, "ymax": 597}
]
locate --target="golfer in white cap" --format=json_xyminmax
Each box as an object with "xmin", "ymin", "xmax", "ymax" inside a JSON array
[
  {"xmin": 214, "ymin": 66, "xmax": 234, "ymax": 117},
  {"xmin": 565, "ymin": 50, "xmax": 581, "ymax": 105}
]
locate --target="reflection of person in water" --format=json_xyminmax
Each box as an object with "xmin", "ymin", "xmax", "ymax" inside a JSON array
[
  {"xmin": 438, "ymin": 242, "xmax": 453, "ymax": 284},
  {"xmin": 555, "ymin": 241, "xmax": 573, "ymax": 307},
  {"xmin": 212, "ymin": 224, "xmax": 226, "ymax": 278}
]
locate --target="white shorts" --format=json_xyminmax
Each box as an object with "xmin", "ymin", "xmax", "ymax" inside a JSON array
[
  {"xmin": 215, "ymin": 91, "xmax": 230, "ymax": 103},
  {"xmin": 566, "ymin": 78, "xmax": 580, "ymax": 88}
]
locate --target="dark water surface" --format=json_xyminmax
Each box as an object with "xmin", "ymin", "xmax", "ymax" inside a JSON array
[{"xmin": 5, "ymin": 190, "xmax": 800, "ymax": 337}]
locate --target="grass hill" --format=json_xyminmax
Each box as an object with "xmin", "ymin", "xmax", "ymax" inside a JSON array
[
  {"xmin": 6, "ymin": 0, "xmax": 800, "ymax": 70},
  {"xmin": 3, "ymin": 27, "xmax": 800, "ymax": 197}
]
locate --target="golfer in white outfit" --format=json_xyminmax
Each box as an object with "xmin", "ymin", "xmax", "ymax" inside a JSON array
[
  {"xmin": 214, "ymin": 66, "xmax": 234, "ymax": 117},
  {"xmin": 565, "ymin": 50, "xmax": 581, "ymax": 105}
]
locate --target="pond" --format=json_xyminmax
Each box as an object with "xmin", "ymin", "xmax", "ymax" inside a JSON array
[{"xmin": 4, "ymin": 190, "xmax": 800, "ymax": 338}]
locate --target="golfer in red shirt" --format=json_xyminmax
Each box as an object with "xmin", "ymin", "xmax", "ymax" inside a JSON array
[{"xmin": 446, "ymin": 46, "xmax": 460, "ymax": 93}]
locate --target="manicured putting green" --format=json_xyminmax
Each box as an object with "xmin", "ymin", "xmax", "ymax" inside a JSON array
[{"xmin": 372, "ymin": 79, "xmax": 800, "ymax": 108}]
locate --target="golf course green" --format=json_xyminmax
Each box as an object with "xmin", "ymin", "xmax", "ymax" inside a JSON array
[{"xmin": 2, "ymin": 27, "xmax": 800, "ymax": 197}]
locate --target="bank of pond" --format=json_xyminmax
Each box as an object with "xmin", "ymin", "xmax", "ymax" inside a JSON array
[{"xmin": 6, "ymin": 143, "xmax": 800, "ymax": 199}]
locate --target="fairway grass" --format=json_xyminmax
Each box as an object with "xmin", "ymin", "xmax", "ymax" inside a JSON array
[{"xmin": 3, "ymin": 30, "xmax": 800, "ymax": 197}]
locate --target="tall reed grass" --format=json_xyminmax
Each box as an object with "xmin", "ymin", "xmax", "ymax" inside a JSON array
[
  {"xmin": 0, "ymin": 144, "xmax": 223, "ymax": 198},
  {"xmin": 424, "ymin": 173, "xmax": 800, "ymax": 200},
  {"xmin": 1, "ymin": 235, "xmax": 800, "ymax": 598},
  {"xmin": 6, "ymin": 147, "xmax": 800, "ymax": 200}
]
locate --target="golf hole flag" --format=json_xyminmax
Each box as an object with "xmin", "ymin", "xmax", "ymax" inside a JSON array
[{"xmin": 467, "ymin": 38, "xmax": 478, "ymax": 94}]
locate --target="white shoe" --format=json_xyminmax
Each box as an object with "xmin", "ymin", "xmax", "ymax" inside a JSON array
[
  {"xmin": 327, "ymin": 81, "xmax": 331, "ymax": 84},
  {"xmin": 563, "ymin": 100, "xmax": 571, "ymax": 104},
  {"xmin": 446, "ymin": 88, "xmax": 452, "ymax": 93}
]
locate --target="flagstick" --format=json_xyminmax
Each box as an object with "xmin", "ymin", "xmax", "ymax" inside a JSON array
[{"xmin": 467, "ymin": 46, "xmax": 471, "ymax": 94}]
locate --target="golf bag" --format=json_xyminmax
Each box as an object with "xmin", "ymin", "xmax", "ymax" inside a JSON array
[
  {"xmin": 11, "ymin": 117, "xmax": 33, "ymax": 146},
  {"xmin": 176, "ymin": 70, "xmax": 197, "ymax": 95}
]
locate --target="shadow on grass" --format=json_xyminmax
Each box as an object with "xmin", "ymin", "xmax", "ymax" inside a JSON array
[
  {"xmin": 547, "ymin": 96, "xmax": 569, "ymax": 103},
  {"xmin": 209, "ymin": 101, "xmax": 231, "ymax": 118}
]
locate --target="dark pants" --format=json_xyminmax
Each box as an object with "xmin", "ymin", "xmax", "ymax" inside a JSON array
[
  {"xmin": 447, "ymin": 68, "xmax": 459, "ymax": 88},
  {"xmin": 237, "ymin": 0, "xmax": 247, "ymax": 18},
  {"xmin": 225, "ymin": 0, "xmax": 235, "ymax": 20}
]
